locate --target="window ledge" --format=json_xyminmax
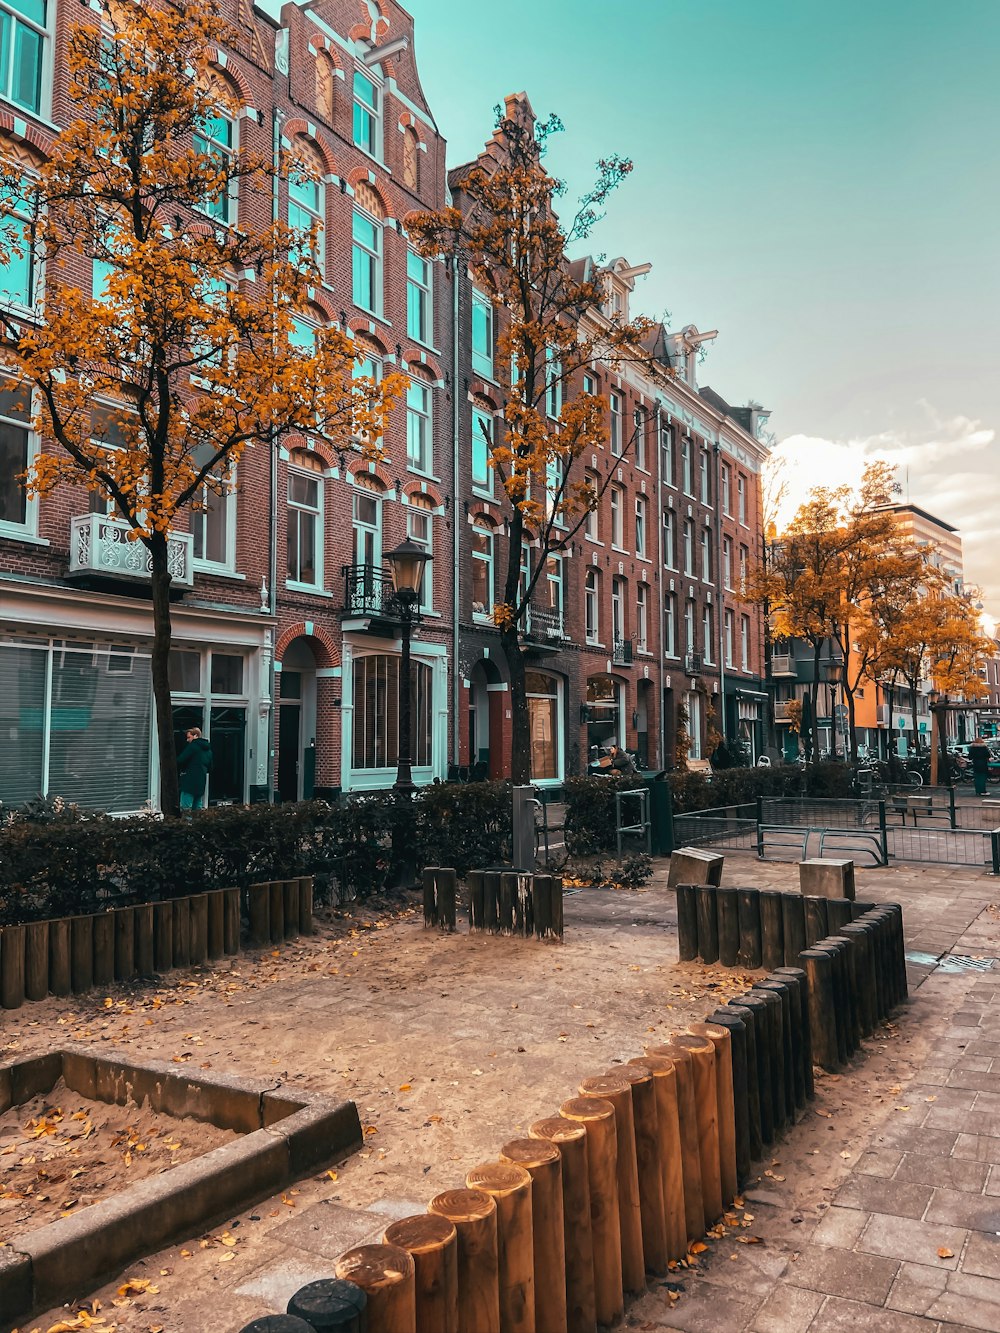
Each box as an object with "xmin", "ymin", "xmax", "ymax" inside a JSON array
[
  {"xmin": 355, "ymin": 306, "xmax": 392, "ymax": 329},
  {"xmin": 193, "ymin": 566, "xmax": 246, "ymax": 581},
  {"xmin": 585, "ymin": 639, "xmax": 604, "ymax": 649},
  {"xmin": 285, "ymin": 581, "xmax": 333, "ymax": 598},
  {"xmin": 405, "ymin": 338, "xmax": 441, "ymax": 359},
  {"xmin": 611, "ymin": 545, "xmax": 628, "ymax": 555},
  {"xmin": 0, "ymin": 530, "xmax": 48, "ymax": 547},
  {"xmin": 406, "ymin": 467, "xmax": 440, "ymax": 484},
  {"xmin": 637, "ymin": 650, "xmax": 655, "ymax": 658},
  {"xmin": 471, "ymin": 488, "xmax": 496, "ymax": 503},
  {"xmin": 635, "ymin": 554, "xmax": 652, "ymax": 564},
  {"xmin": 585, "ymin": 536, "xmax": 604, "ymax": 547},
  {"xmin": 351, "ymin": 143, "xmax": 388, "ymax": 173},
  {"xmin": 421, "ymin": 608, "xmax": 442, "ymax": 618}
]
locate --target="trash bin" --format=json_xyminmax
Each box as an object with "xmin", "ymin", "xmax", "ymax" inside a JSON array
[{"xmin": 639, "ymin": 769, "xmax": 672, "ymax": 857}]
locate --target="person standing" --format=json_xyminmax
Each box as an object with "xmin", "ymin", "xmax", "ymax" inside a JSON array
[
  {"xmin": 969, "ymin": 735, "xmax": 990, "ymax": 797},
  {"xmin": 177, "ymin": 726, "xmax": 213, "ymax": 813}
]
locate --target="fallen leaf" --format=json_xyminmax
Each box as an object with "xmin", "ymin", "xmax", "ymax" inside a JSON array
[
  {"xmin": 937, "ymin": 1246, "xmax": 954, "ymax": 1259},
  {"xmin": 398, "ymin": 1084, "xmax": 411, "ymax": 1092},
  {"xmin": 689, "ymin": 1241, "xmax": 707, "ymax": 1254}
]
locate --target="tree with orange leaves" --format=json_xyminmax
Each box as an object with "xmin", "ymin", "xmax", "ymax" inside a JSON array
[
  {"xmin": 0, "ymin": 1, "xmax": 403, "ymax": 815},
  {"xmin": 408, "ymin": 104, "xmax": 655, "ymax": 784}
]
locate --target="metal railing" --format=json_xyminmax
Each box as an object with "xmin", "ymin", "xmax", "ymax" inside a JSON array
[
  {"xmin": 612, "ymin": 637, "xmax": 634, "ymax": 666},
  {"xmin": 673, "ymin": 803, "xmax": 757, "ymax": 852},
  {"xmin": 683, "ymin": 652, "xmax": 703, "ymax": 675},
  {"xmin": 889, "ymin": 825, "xmax": 997, "ymax": 869},
  {"xmin": 341, "ymin": 564, "xmax": 404, "ymax": 619}
]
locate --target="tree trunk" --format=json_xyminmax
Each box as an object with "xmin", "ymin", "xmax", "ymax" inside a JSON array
[
  {"xmin": 501, "ymin": 624, "xmax": 531, "ymax": 785},
  {"xmin": 844, "ymin": 684, "xmax": 858, "ymax": 761},
  {"xmin": 149, "ymin": 532, "xmax": 179, "ymax": 818}
]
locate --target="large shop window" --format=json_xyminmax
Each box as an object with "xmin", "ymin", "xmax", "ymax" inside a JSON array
[
  {"xmin": 526, "ymin": 670, "xmax": 561, "ymax": 782},
  {"xmin": 0, "ymin": 638, "xmax": 151, "ymax": 811},
  {"xmin": 586, "ymin": 673, "xmax": 623, "ymax": 758},
  {"xmin": 352, "ymin": 654, "xmax": 432, "ymax": 771}
]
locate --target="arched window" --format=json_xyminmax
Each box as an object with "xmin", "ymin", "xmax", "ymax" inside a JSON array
[
  {"xmin": 352, "ymin": 182, "xmax": 384, "ymax": 315},
  {"xmin": 194, "ymin": 72, "xmax": 239, "ymax": 225},
  {"xmin": 315, "ymin": 52, "xmax": 335, "ymax": 122},
  {"xmin": 526, "ymin": 671, "xmax": 562, "ymax": 782},
  {"xmin": 406, "ymin": 366, "xmax": 433, "ymax": 474},
  {"xmin": 0, "ymin": 141, "xmax": 39, "ymax": 310},
  {"xmin": 288, "ymin": 139, "xmax": 325, "ymax": 276},
  {"xmin": 471, "ymin": 519, "xmax": 494, "ymax": 620},
  {"xmin": 585, "ymin": 568, "xmax": 600, "ymax": 644},
  {"xmin": 352, "ymin": 654, "xmax": 432, "ymax": 770},
  {"xmin": 286, "ymin": 448, "xmax": 324, "ymax": 588},
  {"xmin": 407, "ymin": 493, "xmax": 434, "ymax": 611},
  {"xmin": 402, "ymin": 127, "xmax": 419, "ymax": 189}
]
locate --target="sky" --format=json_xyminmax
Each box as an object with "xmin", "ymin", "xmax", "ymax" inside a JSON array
[{"xmin": 264, "ymin": 0, "xmax": 1000, "ymax": 609}]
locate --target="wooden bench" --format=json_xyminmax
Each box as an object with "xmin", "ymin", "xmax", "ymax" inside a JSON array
[{"xmin": 687, "ymin": 758, "xmax": 713, "ymax": 778}]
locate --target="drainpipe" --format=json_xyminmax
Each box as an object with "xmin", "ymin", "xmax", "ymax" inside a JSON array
[
  {"xmin": 266, "ymin": 102, "xmax": 284, "ymax": 802},
  {"xmin": 451, "ymin": 253, "xmax": 461, "ymax": 766},
  {"xmin": 713, "ymin": 438, "xmax": 727, "ymax": 746},
  {"xmin": 654, "ymin": 402, "xmax": 666, "ymax": 769}
]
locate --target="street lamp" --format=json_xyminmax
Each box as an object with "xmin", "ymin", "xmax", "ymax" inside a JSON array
[
  {"xmin": 928, "ymin": 687, "xmax": 950, "ymax": 788},
  {"xmin": 825, "ymin": 659, "xmax": 843, "ymax": 760},
  {"xmin": 385, "ymin": 538, "xmax": 432, "ymax": 889}
]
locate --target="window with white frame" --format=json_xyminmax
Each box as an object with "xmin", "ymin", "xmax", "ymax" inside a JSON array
[
  {"xmin": 0, "ymin": 377, "xmax": 34, "ymax": 534},
  {"xmin": 738, "ymin": 473, "xmax": 747, "ymax": 524},
  {"xmin": 406, "ymin": 375, "xmax": 432, "ymax": 474},
  {"xmin": 288, "ymin": 147, "xmax": 324, "ymax": 274},
  {"xmin": 723, "ymin": 535, "xmax": 733, "ymax": 589},
  {"xmin": 664, "ymin": 592, "xmax": 677, "ymax": 656},
  {"xmin": 740, "ymin": 614, "xmax": 750, "ymax": 670},
  {"xmin": 0, "ymin": 1, "xmax": 49, "ymax": 116},
  {"xmin": 352, "ymin": 69, "xmax": 380, "ymax": 157},
  {"xmin": 636, "ymin": 582, "xmax": 648, "ymax": 652},
  {"xmin": 544, "ymin": 348, "xmax": 562, "ymax": 418},
  {"xmin": 687, "ymin": 688, "xmax": 703, "ymax": 760},
  {"xmin": 471, "ymin": 288, "xmax": 494, "ymax": 379},
  {"xmin": 351, "ymin": 479, "xmax": 382, "ymax": 575},
  {"xmin": 610, "ymin": 484, "xmax": 624, "ymax": 549},
  {"xmin": 290, "ymin": 314, "xmax": 318, "ymax": 352},
  {"xmin": 635, "ymin": 495, "xmax": 647, "ymax": 557},
  {"xmin": 611, "ymin": 576, "xmax": 625, "ymax": 644},
  {"xmin": 406, "ymin": 249, "xmax": 432, "ymax": 344},
  {"xmin": 722, "ymin": 463, "xmax": 732, "ymax": 515},
  {"xmin": 663, "ymin": 509, "xmax": 676, "ymax": 568},
  {"xmin": 519, "ymin": 542, "xmax": 531, "ymax": 627},
  {"xmin": 190, "ymin": 445, "xmax": 235, "ymax": 571},
  {"xmin": 699, "ymin": 448, "xmax": 710, "ymax": 503},
  {"xmin": 545, "ymin": 553, "xmax": 564, "ymax": 633},
  {"xmin": 585, "ymin": 471, "xmax": 599, "ymax": 541},
  {"xmin": 193, "ymin": 110, "xmax": 236, "ymax": 225},
  {"xmin": 683, "ymin": 517, "xmax": 694, "ymax": 575},
  {"xmin": 471, "ymin": 407, "xmax": 493, "ymax": 494},
  {"xmin": 526, "ymin": 670, "xmax": 562, "ymax": 782},
  {"xmin": 87, "ymin": 403, "xmax": 131, "ymax": 516},
  {"xmin": 545, "ymin": 455, "xmax": 565, "ymax": 526},
  {"xmin": 407, "ymin": 495, "xmax": 434, "ymax": 612},
  {"xmin": 583, "ymin": 371, "xmax": 598, "ymax": 397},
  {"xmin": 352, "ymin": 207, "xmax": 382, "ymax": 314},
  {"xmin": 471, "ymin": 520, "xmax": 493, "ymax": 619},
  {"xmin": 682, "ymin": 437, "xmax": 693, "ymax": 494},
  {"xmin": 703, "ymin": 604, "xmax": 714, "ymax": 662},
  {"xmin": 609, "ymin": 390, "xmax": 623, "ymax": 456},
  {"xmin": 352, "ymin": 345, "xmax": 382, "ymax": 441},
  {"xmin": 286, "ymin": 450, "xmax": 323, "ymax": 587},
  {"xmin": 352, "ymin": 654, "xmax": 432, "ymax": 772},
  {"xmin": 739, "ymin": 543, "xmax": 749, "ymax": 593},
  {"xmin": 585, "ymin": 568, "xmax": 600, "ymax": 643},
  {"xmin": 700, "ymin": 526, "xmax": 712, "ymax": 582},
  {"xmin": 0, "ymin": 172, "xmax": 36, "ymax": 309},
  {"xmin": 724, "ymin": 609, "xmax": 734, "ymax": 667},
  {"xmin": 634, "ymin": 407, "xmax": 647, "ymax": 470},
  {"xmin": 660, "ymin": 422, "xmax": 674, "ymax": 485},
  {"xmin": 684, "ymin": 598, "xmax": 695, "ymax": 652}
]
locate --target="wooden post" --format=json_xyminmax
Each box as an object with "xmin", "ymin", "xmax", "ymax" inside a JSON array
[
  {"xmin": 134, "ymin": 904, "xmax": 154, "ymax": 977},
  {"xmin": 759, "ymin": 890, "xmax": 785, "ymax": 972},
  {"xmin": 802, "ymin": 895, "xmax": 829, "ymax": 948},
  {"xmin": 465, "ymin": 1162, "xmax": 535, "ymax": 1333},
  {"xmin": 268, "ymin": 881, "xmax": 285, "ymax": 943},
  {"xmin": 93, "ymin": 913, "xmax": 115, "ymax": 986},
  {"xmin": 813, "ymin": 940, "xmax": 850, "ymax": 1063},
  {"xmin": 429, "ymin": 1189, "xmax": 500, "ymax": 1333},
  {"xmin": 754, "ymin": 980, "xmax": 795, "ymax": 1126},
  {"xmin": 224, "ymin": 887, "xmax": 241, "ymax": 954},
  {"xmin": 283, "ymin": 879, "xmax": 300, "ymax": 938},
  {"xmin": 669, "ymin": 1033, "xmax": 722, "ymax": 1228},
  {"xmin": 559, "ymin": 1096, "xmax": 623, "ymax": 1329},
  {"xmin": 287, "ymin": 1278, "xmax": 367, "ymax": 1332},
  {"xmin": 383, "ymin": 1214, "xmax": 458, "ymax": 1333},
  {"xmin": 781, "ymin": 893, "xmax": 807, "ymax": 967},
  {"xmin": 172, "ymin": 896, "xmax": 191, "ymax": 968},
  {"xmin": 729, "ymin": 995, "xmax": 771, "ymax": 1148},
  {"xmin": 247, "ymin": 882, "xmax": 270, "ymax": 946},
  {"xmin": 501, "ymin": 1138, "xmax": 567, "ymax": 1333},
  {"xmin": 468, "ymin": 870, "xmax": 486, "ymax": 931},
  {"xmin": 799, "ymin": 946, "xmax": 841, "ymax": 1072},
  {"xmin": 153, "ymin": 901, "xmax": 173, "ymax": 973},
  {"xmin": 675, "ymin": 883, "xmax": 699, "ymax": 961},
  {"xmin": 838, "ymin": 924, "xmax": 876, "ymax": 1039},
  {"xmin": 751, "ymin": 987, "xmax": 786, "ymax": 1133},
  {"xmin": 207, "ymin": 890, "xmax": 225, "ymax": 960},
  {"xmin": 0, "ymin": 925, "xmax": 25, "ymax": 1010},
  {"xmin": 736, "ymin": 888, "xmax": 762, "ymax": 968},
  {"xmin": 725, "ymin": 1002, "xmax": 763, "ymax": 1160},
  {"xmin": 48, "ymin": 918, "xmax": 72, "ymax": 996},
  {"xmin": 484, "ymin": 871, "xmax": 501, "ymax": 934},
  {"xmin": 628, "ymin": 1056, "xmax": 686, "ymax": 1263},
  {"xmin": 71, "ymin": 914, "xmax": 94, "ymax": 993},
  {"xmin": 707, "ymin": 1012, "xmax": 751, "ymax": 1186},
  {"xmin": 24, "ymin": 920, "xmax": 50, "ymax": 1002},
  {"xmin": 827, "ymin": 897, "xmax": 854, "ymax": 934},
  {"xmin": 646, "ymin": 1043, "xmax": 704, "ymax": 1244},
  {"xmin": 512, "ymin": 873, "xmax": 533, "ymax": 937},
  {"xmin": 498, "ymin": 873, "xmax": 516, "ymax": 935},
  {"xmin": 766, "ymin": 972, "xmax": 805, "ymax": 1111},
  {"xmin": 531, "ymin": 873, "xmax": 552, "ymax": 939},
  {"xmin": 578, "ymin": 1075, "xmax": 644, "ymax": 1295},
  {"xmin": 529, "ymin": 1117, "xmax": 595, "ymax": 1333},
  {"xmin": 423, "ymin": 868, "xmax": 439, "ymax": 928},
  {"xmin": 189, "ymin": 893, "xmax": 209, "ymax": 965},
  {"xmin": 688, "ymin": 1023, "xmax": 737, "ymax": 1208},
  {"xmin": 298, "ymin": 876, "xmax": 314, "ymax": 935},
  {"xmin": 695, "ymin": 885, "xmax": 719, "ymax": 964},
  {"xmin": 609, "ymin": 1064, "xmax": 667, "ymax": 1277},
  {"xmin": 773, "ymin": 965, "xmax": 814, "ymax": 1100},
  {"xmin": 334, "ymin": 1244, "xmax": 416, "ymax": 1333},
  {"xmin": 715, "ymin": 887, "xmax": 739, "ymax": 967},
  {"xmin": 114, "ymin": 907, "xmax": 136, "ymax": 982},
  {"xmin": 550, "ymin": 872, "xmax": 564, "ymax": 939}
]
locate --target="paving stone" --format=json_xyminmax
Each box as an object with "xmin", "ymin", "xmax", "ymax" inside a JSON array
[
  {"xmin": 925, "ymin": 1272, "xmax": 1000, "ymax": 1333},
  {"xmin": 946, "ymin": 1069, "xmax": 1000, "ymax": 1092},
  {"xmin": 884, "ymin": 1259, "xmax": 947, "ymax": 1315},
  {"xmin": 811, "ymin": 1207, "xmax": 870, "ymax": 1250},
  {"xmin": 961, "ymin": 1230, "xmax": 1000, "ymax": 1279},
  {"xmin": 986, "ymin": 1165, "xmax": 1000, "ymax": 1197},
  {"xmin": 782, "ymin": 1244, "xmax": 898, "ymax": 1303},
  {"xmin": 632, "ymin": 1276, "xmax": 758, "ymax": 1331},
  {"xmin": 263, "ymin": 1199, "xmax": 390, "ymax": 1257},
  {"xmin": 855, "ymin": 1148, "xmax": 903, "ymax": 1179},
  {"xmin": 874, "ymin": 1122, "xmax": 959, "ymax": 1155},
  {"xmin": 834, "ymin": 1175, "xmax": 933, "ymax": 1220},
  {"xmin": 925, "ymin": 1186, "xmax": 1000, "ymax": 1233},
  {"xmin": 234, "ymin": 1253, "xmax": 339, "ymax": 1311},
  {"xmin": 807, "ymin": 1294, "xmax": 941, "ymax": 1331},
  {"xmin": 857, "ymin": 1213, "xmax": 965, "ymax": 1267},
  {"xmin": 953, "ymin": 1132, "xmax": 1000, "ymax": 1164},
  {"xmin": 750, "ymin": 1284, "xmax": 824, "ymax": 1333},
  {"xmin": 894, "ymin": 1151, "xmax": 989, "ymax": 1193}
]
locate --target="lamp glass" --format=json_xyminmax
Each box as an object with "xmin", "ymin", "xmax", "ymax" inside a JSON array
[{"xmin": 385, "ymin": 538, "xmax": 431, "ymax": 596}]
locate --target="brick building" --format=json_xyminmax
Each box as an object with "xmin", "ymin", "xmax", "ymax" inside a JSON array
[{"xmin": 0, "ymin": 2, "xmax": 769, "ymax": 811}]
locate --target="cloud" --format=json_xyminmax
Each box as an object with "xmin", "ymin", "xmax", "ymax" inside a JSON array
[{"xmin": 769, "ymin": 408, "xmax": 1000, "ymax": 613}]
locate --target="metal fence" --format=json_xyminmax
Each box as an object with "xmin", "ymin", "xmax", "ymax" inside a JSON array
[
  {"xmin": 672, "ymin": 803, "xmax": 758, "ymax": 851},
  {"xmin": 759, "ymin": 797, "xmax": 879, "ymax": 829},
  {"xmin": 889, "ymin": 825, "xmax": 999, "ymax": 869}
]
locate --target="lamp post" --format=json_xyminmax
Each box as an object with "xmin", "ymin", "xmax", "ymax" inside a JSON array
[
  {"xmin": 825, "ymin": 659, "xmax": 843, "ymax": 760},
  {"xmin": 385, "ymin": 538, "xmax": 432, "ymax": 890},
  {"xmin": 928, "ymin": 687, "xmax": 950, "ymax": 788}
]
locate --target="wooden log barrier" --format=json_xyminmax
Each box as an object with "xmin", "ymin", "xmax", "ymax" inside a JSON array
[
  {"xmin": 466, "ymin": 1162, "xmax": 535, "ymax": 1333},
  {"xmin": 813, "ymin": 939, "xmax": 850, "ymax": 1063},
  {"xmin": 751, "ymin": 987, "xmax": 786, "ymax": 1134},
  {"xmin": 287, "ymin": 1277, "xmax": 367, "ymax": 1332},
  {"xmin": 715, "ymin": 887, "xmax": 739, "ymax": 968},
  {"xmin": 696, "ymin": 885, "xmax": 719, "ymax": 964},
  {"xmin": 798, "ymin": 946, "xmax": 841, "ymax": 1072},
  {"xmin": 688, "ymin": 1022, "xmax": 737, "ymax": 1208},
  {"xmin": 529, "ymin": 1117, "xmax": 596, "ymax": 1333},
  {"xmin": 25, "ymin": 919, "xmax": 49, "ymax": 1002},
  {"xmin": 223, "ymin": 887, "xmax": 241, "ymax": 955},
  {"xmin": 837, "ymin": 924, "xmax": 876, "ymax": 1039},
  {"xmin": 188, "ymin": 893, "xmax": 209, "ymax": 964},
  {"xmin": 153, "ymin": 901, "xmax": 173, "ymax": 974},
  {"xmin": 501, "ymin": 1138, "xmax": 567, "ymax": 1333},
  {"xmin": 724, "ymin": 1003, "xmax": 762, "ymax": 1162},
  {"xmin": 781, "ymin": 892, "xmax": 807, "ymax": 969},
  {"xmin": 429, "ymin": 1189, "xmax": 500, "ymax": 1333},
  {"xmin": 559, "ymin": 1097, "xmax": 623, "ymax": 1329},
  {"xmin": 736, "ymin": 887, "xmax": 762, "ymax": 968},
  {"xmin": 93, "ymin": 912, "xmax": 115, "ymax": 986},
  {"xmin": 730, "ymin": 993, "xmax": 773, "ymax": 1147},
  {"xmin": 484, "ymin": 871, "xmax": 501, "ymax": 934},
  {"xmin": 754, "ymin": 979, "xmax": 796, "ymax": 1125},
  {"xmin": 829, "ymin": 932, "xmax": 863, "ymax": 1052},
  {"xmin": 859, "ymin": 911, "xmax": 888, "ymax": 1020},
  {"xmin": 532, "ymin": 874, "xmax": 563, "ymax": 939},
  {"xmin": 827, "ymin": 897, "xmax": 854, "ymax": 934},
  {"xmin": 675, "ymin": 884, "xmax": 699, "ymax": 962},
  {"xmin": 335, "ymin": 1244, "xmax": 416, "ymax": 1333},
  {"xmin": 669, "ymin": 1033, "xmax": 722, "ymax": 1228},
  {"xmin": 298, "ymin": 876, "xmax": 314, "ymax": 936},
  {"xmin": 550, "ymin": 871, "xmax": 564, "ymax": 940},
  {"xmin": 803, "ymin": 895, "xmax": 829, "ymax": 948},
  {"xmin": 113, "ymin": 906, "xmax": 136, "ymax": 982},
  {"xmin": 134, "ymin": 904, "xmax": 154, "ymax": 977},
  {"xmin": 383, "ymin": 1214, "xmax": 459, "ymax": 1333},
  {"xmin": 48, "ymin": 918, "xmax": 72, "ymax": 996},
  {"xmin": 578, "ymin": 1075, "xmax": 644, "ymax": 1295},
  {"xmin": 771, "ymin": 966, "xmax": 811, "ymax": 1106},
  {"xmin": 268, "ymin": 881, "xmax": 285, "ymax": 943},
  {"xmin": 468, "ymin": 870, "xmax": 486, "ymax": 931},
  {"xmin": 646, "ymin": 1043, "xmax": 704, "ymax": 1245},
  {"xmin": 498, "ymin": 873, "xmax": 517, "ymax": 935},
  {"xmin": 207, "ymin": 890, "xmax": 225, "ymax": 960},
  {"xmin": 71, "ymin": 914, "xmax": 94, "ymax": 993},
  {"xmin": 172, "ymin": 896, "xmax": 191, "ymax": 968},
  {"xmin": 247, "ymin": 882, "xmax": 270, "ymax": 947},
  {"xmin": 611, "ymin": 1065, "xmax": 667, "ymax": 1277},
  {"xmin": 0, "ymin": 924, "xmax": 25, "ymax": 1010},
  {"xmin": 512, "ymin": 873, "xmax": 534, "ymax": 937},
  {"xmin": 628, "ymin": 1056, "xmax": 687, "ymax": 1263},
  {"xmin": 707, "ymin": 1011, "xmax": 751, "ymax": 1185},
  {"xmin": 760, "ymin": 890, "xmax": 785, "ymax": 972},
  {"xmin": 283, "ymin": 879, "xmax": 300, "ymax": 939},
  {"xmin": 423, "ymin": 868, "xmax": 458, "ymax": 932}
]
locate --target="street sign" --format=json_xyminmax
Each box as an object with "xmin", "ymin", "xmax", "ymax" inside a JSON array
[{"xmin": 834, "ymin": 704, "xmax": 848, "ymax": 723}]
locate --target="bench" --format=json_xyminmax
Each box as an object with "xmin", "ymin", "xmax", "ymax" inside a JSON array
[
  {"xmin": 758, "ymin": 823, "xmax": 888, "ymax": 866},
  {"xmin": 687, "ymin": 759, "xmax": 713, "ymax": 777}
]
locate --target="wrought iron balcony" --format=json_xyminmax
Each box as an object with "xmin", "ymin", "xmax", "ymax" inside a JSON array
[
  {"xmin": 612, "ymin": 637, "xmax": 634, "ymax": 666},
  {"xmin": 341, "ymin": 564, "xmax": 412, "ymax": 622},
  {"xmin": 683, "ymin": 651, "xmax": 703, "ymax": 675},
  {"xmin": 526, "ymin": 603, "xmax": 563, "ymax": 640},
  {"xmin": 67, "ymin": 514, "xmax": 194, "ymax": 588}
]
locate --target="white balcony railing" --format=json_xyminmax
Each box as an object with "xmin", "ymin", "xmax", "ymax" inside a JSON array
[
  {"xmin": 774, "ymin": 700, "xmax": 794, "ymax": 723},
  {"xmin": 771, "ymin": 653, "xmax": 796, "ymax": 676},
  {"xmin": 68, "ymin": 514, "xmax": 194, "ymax": 588}
]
